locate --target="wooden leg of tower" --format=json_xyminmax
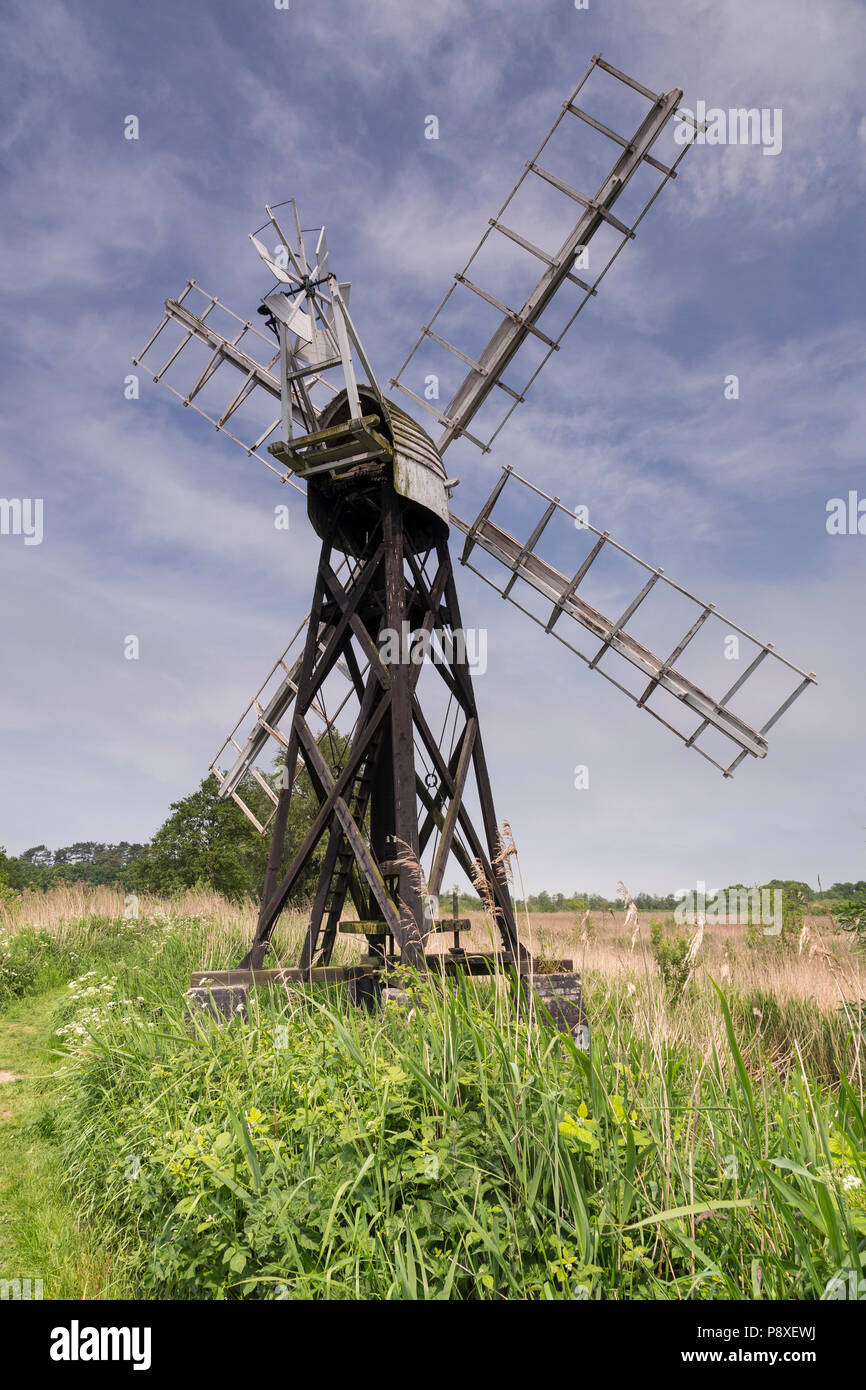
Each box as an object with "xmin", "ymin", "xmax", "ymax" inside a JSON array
[
  {"xmin": 241, "ymin": 585, "xmax": 332, "ymax": 969},
  {"xmin": 382, "ymin": 486, "xmax": 426, "ymax": 971},
  {"xmin": 240, "ymin": 515, "xmax": 346, "ymax": 970},
  {"xmin": 299, "ymin": 824, "xmax": 351, "ymax": 977},
  {"xmin": 299, "ymin": 671, "xmax": 389, "ymax": 973},
  {"xmin": 255, "ymin": 724, "xmax": 299, "ymax": 925},
  {"xmin": 243, "ymin": 682, "xmax": 393, "ymax": 966}
]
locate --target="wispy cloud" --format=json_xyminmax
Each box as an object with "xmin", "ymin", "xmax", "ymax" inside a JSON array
[{"xmin": 0, "ymin": 0, "xmax": 862, "ymax": 893}]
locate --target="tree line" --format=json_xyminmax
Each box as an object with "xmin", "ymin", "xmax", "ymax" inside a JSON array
[{"xmin": 0, "ymin": 758, "xmax": 862, "ymax": 912}]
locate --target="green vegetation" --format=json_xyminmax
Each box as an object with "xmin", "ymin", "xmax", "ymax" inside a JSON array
[
  {"xmin": 2, "ymin": 841, "xmax": 145, "ymax": 892},
  {"xmin": 833, "ymin": 890, "xmax": 866, "ymax": 945},
  {"xmin": 0, "ymin": 907, "xmax": 857, "ymax": 1301},
  {"xmin": 2, "ymin": 738, "xmax": 351, "ymax": 904},
  {"xmin": 649, "ymin": 918, "xmax": 694, "ymax": 997},
  {"xmin": 0, "ymin": 989, "xmax": 120, "ymax": 1297}
]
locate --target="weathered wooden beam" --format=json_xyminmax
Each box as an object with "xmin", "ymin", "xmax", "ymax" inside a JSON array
[
  {"xmin": 297, "ymin": 719, "xmax": 405, "ymax": 942},
  {"xmin": 243, "ymin": 687, "xmax": 392, "ymax": 964},
  {"xmin": 383, "ymin": 487, "xmax": 426, "ymax": 968},
  {"xmin": 321, "ymin": 558, "xmax": 391, "ymax": 688},
  {"xmin": 191, "ymin": 966, "xmax": 372, "ymax": 987},
  {"xmin": 339, "ymin": 918, "xmax": 471, "ymax": 935},
  {"xmin": 428, "ymin": 718, "xmax": 477, "ymax": 898}
]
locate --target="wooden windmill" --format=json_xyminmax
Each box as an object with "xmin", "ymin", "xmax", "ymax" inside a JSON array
[{"xmin": 134, "ymin": 55, "xmax": 815, "ymax": 1034}]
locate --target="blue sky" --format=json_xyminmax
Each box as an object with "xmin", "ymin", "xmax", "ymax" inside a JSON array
[{"xmin": 1, "ymin": 0, "xmax": 864, "ymax": 896}]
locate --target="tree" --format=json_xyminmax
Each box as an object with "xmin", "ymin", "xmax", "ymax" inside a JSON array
[
  {"xmin": 125, "ymin": 775, "xmax": 266, "ymax": 898},
  {"xmin": 126, "ymin": 732, "xmax": 352, "ymax": 902},
  {"xmin": 20, "ymin": 845, "xmax": 52, "ymax": 866}
]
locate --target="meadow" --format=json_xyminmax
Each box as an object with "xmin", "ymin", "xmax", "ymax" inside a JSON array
[{"xmin": 0, "ymin": 885, "xmax": 864, "ymax": 1300}]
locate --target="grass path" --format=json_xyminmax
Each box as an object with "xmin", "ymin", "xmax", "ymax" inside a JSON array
[{"xmin": 0, "ymin": 989, "xmax": 117, "ymax": 1299}]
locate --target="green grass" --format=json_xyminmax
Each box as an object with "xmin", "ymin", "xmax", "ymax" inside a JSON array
[
  {"xmin": 0, "ymin": 988, "xmax": 123, "ymax": 1298},
  {"xmin": 0, "ymin": 909, "xmax": 864, "ymax": 1300},
  {"xmin": 43, "ymin": 916, "xmax": 866, "ymax": 1300}
]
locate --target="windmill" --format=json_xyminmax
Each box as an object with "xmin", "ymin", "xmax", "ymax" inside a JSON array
[{"xmin": 134, "ymin": 55, "xmax": 815, "ymax": 1035}]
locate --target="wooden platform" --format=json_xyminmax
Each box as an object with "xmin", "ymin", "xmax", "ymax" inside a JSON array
[{"xmin": 189, "ymin": 953, "xmax": 574, "ymax": 989}]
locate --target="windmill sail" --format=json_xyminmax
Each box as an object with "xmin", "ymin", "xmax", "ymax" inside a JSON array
[
  {"xmin": 133, "ymin": 281, "xmax": 310, "ymax": 489},
  {"xmin": 213, "ymin": 468, "xmax": 816, "ymax": 808},
  {"xmin": 390, "ymin": 54, "xmax": 701, "ymax": 455},
  {"xmin": 451, "ymin": 468, "xmax": 815, "ymax": 778}
]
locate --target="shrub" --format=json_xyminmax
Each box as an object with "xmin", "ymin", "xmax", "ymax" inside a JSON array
[
  {"xmin": 0, "ymin": 927, "xmax": 66, "ymax": 1004},
  {"xmin": 649, "ymin": 917, "xmax": 693, "ymax": 995},
  {"xmin": 833, "ymin": 893, "xmax": 866, "ymax": 947}
]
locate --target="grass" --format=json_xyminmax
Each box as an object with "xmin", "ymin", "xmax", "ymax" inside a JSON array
[
  {"xmin": 0, "ymin": 989, "xmax": 118, "ymax": 1297},
  {"xmin": 0, "ymin": 886, "xmax": 864, "ymax": 1300}
]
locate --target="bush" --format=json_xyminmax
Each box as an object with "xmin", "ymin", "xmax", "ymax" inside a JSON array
[
  {"xmin": 0, "ymin": 915, "xmax": 157, "ymax": 1009},
  {"xmin": 0, "ymin": 928, "xmax": 67, "ymax": 1004},
  {"xmin": 833, "ymin": 894, "xmax": 866, "ymax": 946},
  {"xmin": 649, "ymin": 917, "xmax": 693, "ymax": 995}
]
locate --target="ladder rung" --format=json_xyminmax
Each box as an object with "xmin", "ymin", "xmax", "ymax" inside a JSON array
[
  {"xmin": 423, "ymin": 327, "xmax": 487, "ymax": 374},
  {"xmin": 636, "ymin": 604, "xmax": 714, "ymax": 708},
  {"xmin": 592, "ymin": 54, "xmax": 660, "ymax": 103},
  {"xmin": 566, "ymin": 269, "xmax": 597, "ymax": 296},
  {"xmin": 495, "ymin": 379, "xmax": 524, "ymax": 402},
  {"xmin": 502, "ymin": 500, "xmax": 559, "ymax": 599},
  {"xmin": 527, "ymin": 165, "xmax": 634, "ymax": 239},
  {"xmin": 154, "ymin": 297, "xmax": 220, "ymax": 380},
  {"xmin": 339, "ymin": 919, "xmax": 471, "ymax": 935},
  {"xmin": 588, "ymin": 570, "xmax": 663, "ymax": 670},
  {"xmin": 461, "ymin": 467, "xmax": 512, "ymax": 562},
  {"xmin": 545, "ymin": 531, "xmax": 610, "ymax": 632},
  {"xmin": 489, "ymin": 218, "xmax": 557, "ymax": 267},
  {"xmin": 454, "ymin": 276, "xmax": 560, "ymax": 349},
  {"xmin": 186, "ymin": 346, "xmax": 226, "ymax": 403},
  {"xmin": 388, "ymin": 379, "xmax": 492, "ymax": 451},
  {"xmin": 152, "ymin": 330, "xmax": 194, "ymax": 382},
  {"xmin": 682, "ymin": 648, "xmax": 772, "ymax": 750},
  {"xmin": 446, "ymin": 421, "xmax": 489, "ymax": 452},
  {"xmin": 388, "ymin": 378, "xmax": 449, "ymax": 423},
  {"xmin": 674, "ymin": 109, "xmax": 704, "ymax": 132},
  {"xmin": 564, "ymin": 103, "xmax": 676, "ymax": 178},
  {"xmin": 757, "ymin": 675, "xmax": 815, "ymax": 736},
  {"xmin": 132, "ymin": 313, "xmax": 170, "ymax": 365}
]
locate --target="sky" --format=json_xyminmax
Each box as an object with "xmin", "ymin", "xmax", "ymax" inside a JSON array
[{"xmin": 1, "ymin": 0, "xmax": 864, "ymax": 897}]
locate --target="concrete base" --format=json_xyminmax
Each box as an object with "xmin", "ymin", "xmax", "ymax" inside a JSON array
[
  {"xmin": 186, "ymin": 983, "xmax": 250, "ymax": 1023},
  {"xmin": 531, "ymin": 972, "xmax": 590, "ymax": 1050}
]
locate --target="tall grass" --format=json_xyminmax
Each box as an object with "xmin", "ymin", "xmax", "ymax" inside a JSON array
[
  {"xmin": 47, "ymin": 911, "xmax": 865, "ymax": 1300},
  {"xmin": 0, "ymin": 884, "xmax": 260, "ymax": 939}
]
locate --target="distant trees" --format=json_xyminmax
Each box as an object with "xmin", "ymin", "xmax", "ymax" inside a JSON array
[
  {"xmin": 2, "ymin": 788, "xmax": 862, "ymax": 919},
  {"xmin": 5, "ymin": 841, "xmax": 147, "ymax": 890},
  {"xmin": 821, "ymin": 881, "xmax": 866, "ymax": 901},
  {"xmin": 513, "ymin": 890, "xmax": 679, "ymax": 913}
]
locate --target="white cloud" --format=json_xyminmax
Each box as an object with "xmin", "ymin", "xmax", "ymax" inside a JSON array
[{"xmin": 0, "ymin": 0, "xmax": 863, "ymax": 892}]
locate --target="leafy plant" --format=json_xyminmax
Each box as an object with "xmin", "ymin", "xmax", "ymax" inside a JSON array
[
  {"xmin": 649, "ymin": 917, "xmax": 693, "ymax": 996},
  {"xmin": 41, "ymin": 906, "xmax": 865, "ymax": 1302},
  {"xmin": 833, "ymin": 893, "xmax": 866, "ymax": 946}
]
